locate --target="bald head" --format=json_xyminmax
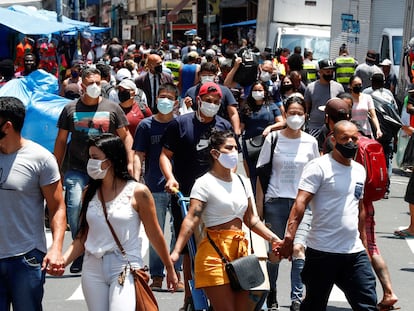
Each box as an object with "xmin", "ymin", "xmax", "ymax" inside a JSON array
[
  {"xmin": 333, "ymin": 120, "xmax": 358, "ymax": 137},
  {"xmin": 147, "ymin": 54, "xmax": 163, "ymax": 74}
]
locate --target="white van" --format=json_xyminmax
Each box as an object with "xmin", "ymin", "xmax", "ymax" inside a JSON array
[{"xmin": 379, "ymin": 28, "xmax": 403, "ymax": 77}]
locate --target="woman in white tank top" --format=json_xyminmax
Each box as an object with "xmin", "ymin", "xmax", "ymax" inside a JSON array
[{"xmin": 55, "ymin": 133, "xmax": 178, "ymax": 311}]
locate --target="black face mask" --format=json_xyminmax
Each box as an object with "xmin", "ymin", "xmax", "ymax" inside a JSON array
[
  {"xmin": 154, "ymin": 65, "xmax": 163, "ymax": 74},
  {"xmin": 322, "ymin": 74, "xmax": 334, "ymax": 81},
  {"xmin": 118, "ymin": 90, "xmax": 131, "ymax": 102},
  {"xmin": 352, "ymin": 86, "xmax": 362, "ymax": 94},
  {"xmin": 281, "ymin": 84, "xmax": 294, "ymax": 92},
  {"xmin": 335, "ymin": 141, "xmax": 358, "ymax": 159}
]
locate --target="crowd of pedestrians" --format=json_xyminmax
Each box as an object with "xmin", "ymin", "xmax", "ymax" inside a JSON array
[{"xmin": 0, "ymin": 35, "xmax": 412, "ymax": 311}]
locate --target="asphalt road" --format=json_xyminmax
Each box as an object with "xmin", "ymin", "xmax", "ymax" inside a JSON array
[{"xmin": 42, "ymin": 167, "xmax": 414, "ymax": 311}]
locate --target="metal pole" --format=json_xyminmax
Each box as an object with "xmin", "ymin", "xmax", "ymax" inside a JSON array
[{"xmin": 56, "ymin": 0, "xmax": 62, "ymax": 22}]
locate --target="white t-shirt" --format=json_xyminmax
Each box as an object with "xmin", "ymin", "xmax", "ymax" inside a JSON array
[
  {"xmin": 257, "ymin": 131, "xmax": 319, "ymax": 200},
  {"xmin": 299, "ymin": 154, "xmax": 366, "ymax": 254},
  {"xmin": 351, "ymin": 93, "xmax": 375, "ymax": 136},
  {"xmin": 190, "ymin": 172, "xmax": 252, "ymax": 228}
]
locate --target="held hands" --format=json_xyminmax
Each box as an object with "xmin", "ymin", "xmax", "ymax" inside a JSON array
[
  {"xmin": 42, "ymin": 249, "xmax": 65, "ymax": 276},
  {"xmin": 165, "ymin": 267, "xmax": 179, "ymax": 292},
  {"xmin": 272, "ymin": 238, "xmax": 294, "ymax": 260}
]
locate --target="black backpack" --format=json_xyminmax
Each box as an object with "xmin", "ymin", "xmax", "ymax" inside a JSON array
[
  {"xmin": 233, "ymin": 49, "xmax": 259, "ymax": 87},
  {"xmin": 370, "ymin": 92, "xmax": 402, "ymax": 142}
]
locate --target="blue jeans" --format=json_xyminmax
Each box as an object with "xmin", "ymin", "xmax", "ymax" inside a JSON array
[
  {"xmin": 149, "ymin": 192, "xmax": 181, "ymax": 277},
  {"xmin": 0, "ymin": 249, "xmax": 46, "ymax": 311},
  {"xmin": 64, "ymin": 170, "xmax": 89, "ymax": 240},
  {"xmin": 264, "ymin": 197, "xmax": 309, "ymax": 302},
  {"xmin": 301, "ymin": 248, "xmax": 377, "ymax": 311}
]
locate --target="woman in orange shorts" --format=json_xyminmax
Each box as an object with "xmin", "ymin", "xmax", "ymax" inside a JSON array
[{"xmin": 170, "ymin": 130, "xmax": 281, "ymax": 311}]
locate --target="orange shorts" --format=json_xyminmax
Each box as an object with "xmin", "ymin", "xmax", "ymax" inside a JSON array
[{"xmin": 194, "ymin": 229, "xmax": 248, "ymax": 289}]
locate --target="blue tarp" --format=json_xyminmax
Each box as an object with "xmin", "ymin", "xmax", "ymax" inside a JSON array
[
  {"xmin": 8, "ymin": 5, "xmax": 91, "ymax": 28},
  {"xmin": 0, "ymin": 70, "xmax": 70, "ymax": 152},
  {"xmin": 0, "ymin": 7, "xmax": 77, "ymax": 35},
  {"xmin": 221, "ymin": 19, "xmax": 256, "ymax": 29}
]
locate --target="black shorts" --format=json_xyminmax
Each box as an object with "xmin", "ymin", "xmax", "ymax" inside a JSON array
[{"xmin": 405, "ymin": 172, "xmax": 414, "ymax": 204}]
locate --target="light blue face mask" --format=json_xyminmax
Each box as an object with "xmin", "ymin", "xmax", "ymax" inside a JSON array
[{"xmin": 157, "ymin": 97, "xmax": 174, "ymax": 114}]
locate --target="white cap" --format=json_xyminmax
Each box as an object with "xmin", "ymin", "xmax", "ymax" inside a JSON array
[
  {"xmin": 379, "ymin": 59, "xmax": 392, "ymax": 66},
  {"xmin": 118, "ymin": 79, "xmax": 137, "ymax": 94},
  {"xmin": 116, "ymin": 68, "xmax": 132, "ymax": 82}
]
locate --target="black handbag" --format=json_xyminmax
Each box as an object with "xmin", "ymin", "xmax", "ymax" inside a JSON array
[
  {"xmin": 244, "ymin": 134, "xmax": 265, "ymax": 162},
  {"xmin": 256, "ymin": 131, "xmax": 278, "ymax": 195}
]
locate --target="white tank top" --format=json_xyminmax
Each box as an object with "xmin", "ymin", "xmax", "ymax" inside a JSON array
[{"xmin": 84, "ymin": 180, "xmax": 142, "ymax": 260}]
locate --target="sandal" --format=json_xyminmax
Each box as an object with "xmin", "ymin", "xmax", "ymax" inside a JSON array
[
  {"xmin": 377, "ymin": 302, "xmax": 401, "ymax": 310},
  {"xmin": 394, "ymin": 228, "xmax": 414, "ymax": 238}
]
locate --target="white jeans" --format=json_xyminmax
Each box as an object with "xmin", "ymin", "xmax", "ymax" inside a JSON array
[{"xmin": 81, "ymin": 251, "xmax": 141, "ymax": 311}]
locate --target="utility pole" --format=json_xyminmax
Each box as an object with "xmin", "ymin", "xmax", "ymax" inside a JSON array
[
  {"xmin": 206, "ymin": 0, "xmax": 211, "ymax": 41},
  {"xmin": 74, "ymin": 0, "xmax": 80, "ymax": 20},
  {"xmin": 157, "ymin": 0, "xmax": 162, "ymax": 43}
]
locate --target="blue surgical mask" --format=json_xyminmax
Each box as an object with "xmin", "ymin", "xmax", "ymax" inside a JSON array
[{"xmin": 157, "ymin": 98, "xmax": 174, "ymax": 114}]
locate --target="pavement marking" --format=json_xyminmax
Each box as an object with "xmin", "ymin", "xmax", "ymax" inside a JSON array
[
  {"xmin": 329, "ymin": 285, "xmax": 348, "ymax": 302},
  {"xmin": 67, "ymin": 285, "xmax": 85, "ymax": 301}
]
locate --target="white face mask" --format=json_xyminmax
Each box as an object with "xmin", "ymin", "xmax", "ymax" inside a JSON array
[
  {"xmin": 157, "ymin": 98, "xmax": 174, "ymax": 114},
  {"xmin": 286, "ymin": 115, "xmax": 305, "ymax": 130},
  {"xmin": 87, "ymin": 158, "xmax": 109, "ymax": 180},
  {"xmin": 260, "ymin": 71, "xmax": 271, "ymax": 82},
  {"xmin": 217, "ymin": 151, "xmax": 238, "ymax": 169},
  {"xmin": 200, "ymin": 75, "xmax": 216, "ymax": 84},
  {"xmin": 199, "ymin": 100, "xmax": 220, "ymax": 117},
  {"xmin": 86, "ymin": 83, "xmax": 101, "ymax": 99},
  {"xmin": 252, "ymin": 91, "xmax": 265, "ymax": 101}
]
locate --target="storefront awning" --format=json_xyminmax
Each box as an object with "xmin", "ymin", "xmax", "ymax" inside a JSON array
[
  {"xmin": 221, "ymin": 19, "xmax": 256, "ymax": 29},
  {"xmin": 167, "ymin": 0, "xmax": 191, "ymax": 22},
  {"xmin": 0, "ymin": 7, "xmax": 77, "ymax": 34}
]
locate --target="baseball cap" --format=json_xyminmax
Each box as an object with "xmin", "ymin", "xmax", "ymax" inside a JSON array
[
  {"xmin": 319, "ymin": 98, "xmax": 351, "ymax": 123},
  {"xmin": 111, "ymin": 56, "xmax": 121, "ymax": 63},
  {"xmin": 379, "ymin": 59, "xmax": 392, "ymax": 66},
  {"xmin": 118, "ymin": 79, "xmax": 137, "ymax": 94},
  {"xmin": 318, "ymin": 59, "xmax": 335, "ymax": 70},
  {"xmin": 115, "ymin": 68, "xmax": 132, "ymax": 82},
  {"xmin": 198, "ymin": 82, "xmax": 222, "ymax": 98}
]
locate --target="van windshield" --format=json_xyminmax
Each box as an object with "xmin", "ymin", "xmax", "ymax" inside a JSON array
[{"xmin": 280, "ymin": 35, "xmax": 330, "ymax": 61}]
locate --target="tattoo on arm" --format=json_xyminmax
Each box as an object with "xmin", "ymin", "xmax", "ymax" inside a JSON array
[{"xmin": 193, "ymin": 202, "xmax": 205, "ymax": 218}]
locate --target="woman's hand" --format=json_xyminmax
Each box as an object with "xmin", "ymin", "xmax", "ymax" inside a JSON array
[
  {"xmin": 165, "ymin": 266, "xmax": 179, "ymax": 292},
  {"xmin": 170, "ymin": 250, "xmax": 180, "ymax": 264},
  {"xmin": 262, "ymin": 126, "xmax": 272, "ymax": 136}
]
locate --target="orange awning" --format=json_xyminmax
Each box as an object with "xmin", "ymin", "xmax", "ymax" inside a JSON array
[{"xmin": 167, "ymin": 0, "xmax": 191, "ymax": 22}]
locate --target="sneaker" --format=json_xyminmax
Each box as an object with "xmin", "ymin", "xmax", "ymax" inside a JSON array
[
  {"xmin": 149, "ymin": 276, "xmax": 163, "ymax": 292},
  {"xmin": 69, "ymin": 254, "xmax": 83, "ymax": 273},
  {"xmin": 266, "ymin": 289, "xmax": 279, "ymax": 311},
  {"xmin": 290, "ymin": 300, "xmax": 301, "ymax": 311}
]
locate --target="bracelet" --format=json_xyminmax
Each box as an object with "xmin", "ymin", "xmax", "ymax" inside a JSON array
[{"xmin": 268, "ymin": 235, "xmax": 278, "ymax": 243}]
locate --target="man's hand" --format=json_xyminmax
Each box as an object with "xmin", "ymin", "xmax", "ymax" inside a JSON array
[{"xmin": 165, "ymin": 178, "xmax": 179, "ymax": 194}]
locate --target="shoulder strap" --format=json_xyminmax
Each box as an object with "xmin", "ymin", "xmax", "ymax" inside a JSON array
[
  {"xmin": 236, "ymin": 174, "xmax": 255, "ymax": 254},
  {"xmin": 269, "ymin": 131, "xmax": 279, "ymax": 164}
]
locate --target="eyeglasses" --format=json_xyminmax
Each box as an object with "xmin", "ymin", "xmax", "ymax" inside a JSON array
[{"xmin": 207, "ymin": 86, "xmax": 218, "ymax": 92}]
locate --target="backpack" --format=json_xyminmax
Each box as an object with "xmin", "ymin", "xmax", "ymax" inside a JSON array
[
  {"xmin": 101, "ymin": 83, "xmax": 114, "ymax": 99},
  {"xmin": 354, "ymin": 135, "xmax": 388, "ymax": 202},
  {"xmin": 134, "ymin": 89, "xmax": 151, "ymax": 117},
  {"xmin": 370, "ymin": 92, "xmax": 402, "ymax": 142},
  {"xmin": 233, "ymin": 49, "xmax": 259, "ymax": 87}
]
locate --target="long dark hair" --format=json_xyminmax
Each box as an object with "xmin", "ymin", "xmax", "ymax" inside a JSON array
[
  {"xmin": 243, "ymin": 80, "xmax": 269, "ymax": 115},
  {"xmin": 77, "ymin": 133, "xmax": 135, "ymax": 237}
]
